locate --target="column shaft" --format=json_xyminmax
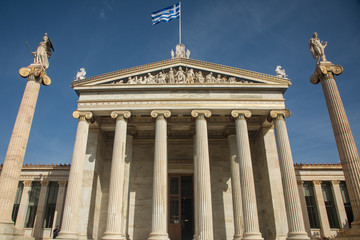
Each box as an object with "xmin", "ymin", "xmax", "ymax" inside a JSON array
[
  {"xmin": 53, "ymin": 181, "xmax": 67, "ymax": 228},
  {"xmin": 103, "ymin": 112, "xmax": 129, "ymax": 240},
  {"xmin": 331, "ymin": 180, "xmax": 349, "ymax": 230},
  {"xmin": 122, "ymin": 135, "xmax": 133, "ymax": 239},
  {"xmin": 192, "ymin": 110, "xmax": 214, "ymax": 240},
  {"xmin": 320, "ymin": 74, "xmax": 360, "ymax": 227},
  {"xmin": 313, "ymin": 181, "xmax": 331, "ymax": 238},
  {"xmin": 272, "ymin": 112, "xmax": 309, "ymax": 240},
  {"xmin": 33, "ymin": 181, "xmax": 49, "ymax": 239},
  {"xmin": 228, "ymin": 135, "xmax": 243, "ymax": 240},
  {"xmin": 58, "ymin": 112, "xmax": 91, "ymax": 239},
  {"xmin": 193, "ymin": 135, "xmax": 199, "ymax": 240},
  {"xmin": 15, "ymin": 181, "xmax": 32, "ymax": 229},
  {"xmin": 0, "ymin": 77, "xmax": 41, "ymax": 230},
  {"xmin": 148, "ymin": 111, "xmax": 170, "ymax": 240},
  {"xmin": 234, "ymin": 114, "xmax": 262, "ymax": 240}
]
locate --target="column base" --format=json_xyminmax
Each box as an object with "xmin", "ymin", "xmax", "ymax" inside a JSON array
[
  {"xmin": 57, "ymin": 231, "xmax": 79, "ymax": 240},
  {"xmin": 242, "ymin": 232, "xmax": 263, "ymax": 240},
  {"xmin": 148, "ymin": 232, "xmax": 170, "ymax": 240},
  {"xmin": 233, "ymin": 234, "xmax": 242, "ymax": 240},
  {"xmin": 286, "ymin": 231, "xmax": 310, "ymax": 240},
  {"xmin": 336, "ymin": 224, "xmax": 360, "ymax": 240},
  {"xmin": 0, "ymin": 221, "xmax": 16, "ymax": 240},
  {"xmin": 102, "ymin": 232, "xmax": 126, "ymax": 240}
]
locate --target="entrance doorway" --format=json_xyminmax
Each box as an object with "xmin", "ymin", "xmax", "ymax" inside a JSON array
[{"xmin": 168, "ymin": 175, "xmax": 194, "ymax": 240}]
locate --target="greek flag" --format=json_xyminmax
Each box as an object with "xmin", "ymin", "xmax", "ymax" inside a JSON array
[{"xmin": 151, "ymin": 3, "xmax": 180, "ymax": 26}]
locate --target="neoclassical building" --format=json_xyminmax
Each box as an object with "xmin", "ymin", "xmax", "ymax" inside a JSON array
[{"xmin": 0, "ymin": 46, "xmax": 355, "ymax": 240}]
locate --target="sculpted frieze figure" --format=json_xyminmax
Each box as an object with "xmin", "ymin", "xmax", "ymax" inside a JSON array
[
  {"xmin": 169, "ymin": 67, "xmax": 175, "ymax": 83},
  {"xmin": 175, "ymin": 66, "xmax": 186, "ymax": 83},
  {"xmin": 196, "ymin": 71, "xmax": 205, "ymax": 83},
  {"xmin": 157, "ymin": 72, "xmax": 167, "ymax": 84},
  {"xmin": 187, "ymin": 69, "xmax": 195, "ymax": 83},
  {"xmin": 145, "ymin": 73, "xmax": 156, "ymax": 84},
  {"xmin": 229, "ymin": 77, "xmax": 236, "ymax": 83},
  {"xmin": 309, "ymin": 32, "xmax": 328, "ymax": 64},
  {"xmin": 206, "ymin": 72, "xmax": 216, "ymax": 83},
  {"xmin": 32, "ymin": 33, "xmax": 54, "ymax": 70}
]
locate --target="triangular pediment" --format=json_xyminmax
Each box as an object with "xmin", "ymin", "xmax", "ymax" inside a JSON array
[{"xmin": 71, "ymin": 58, "xmax": 291, "ymax": 88}]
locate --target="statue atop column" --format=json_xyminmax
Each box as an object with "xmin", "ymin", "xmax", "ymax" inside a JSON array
[{"xmin": 309, "ymin": 32, "xmax": 328, "ymax": 64}]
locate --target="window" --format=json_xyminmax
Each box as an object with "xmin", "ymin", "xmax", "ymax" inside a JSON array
[
  {"xmin": 340, "ymin": 181, "xmax": 353, "ymax": 227},
  {"xmin": 11, "ymin": 182, "xmax": 24, "ymax": 223},
  {"xmin": 25, "ymin": 182, "xmax": 41, "ymax": 228},
  {"xmin": 43, "ymin": 182, "xmax": 59, "ymax": 228},
  {"xmin": 322, "ymin": 181, "xmax": 340, "ymax": 228},
  {"xmin": 303, "ymin": 182, "xmax": 320, "ymax": 228}
]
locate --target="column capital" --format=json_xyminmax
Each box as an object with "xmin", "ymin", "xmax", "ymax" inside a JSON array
[
  {"xmin": 331, "ymin": 180, "xmax": 341, "ymax": 186},
  {"xmin": 268, "ymin": 109, "xmax": 291, "ymax": 121},
  {"xmin": 23, "ymin": 180, "xmax": 32, "ymax": 187},
  {"xmin": 40, "ymin": 180, "xmax": 49, "ymax": 187},
  {"xmin": 58, "ymin": 180, "xmax": 67, "ymax": 187},
  {"xmin": 111, "ymin": 111, "xmax": 131, "ymax": 119},
  {"xmin": 297, "ymin": 180, "xmax": 304, "ymax": 186},
  {"xmin": 231, "ymin": 110, "xmax": 251, "ymax": 119},
  {"xmin": 313, "ymin": 180, "xmax": 322, "ymax": 186},
  {"xmin": 72, "ymin": 111, "xmax": 93, "ymax": 120},
  {"xmin": 151, "ymin": 110, "xmax": 171, "ymax": 118},
  {"xmin": 191, "ymin": 110, "xmax": 211, "ymax": 118},
  {"xmin": 310, "ymin": 62, "xmax": 343, "ymax": 84}
]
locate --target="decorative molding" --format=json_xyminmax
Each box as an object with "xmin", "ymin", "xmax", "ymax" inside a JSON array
[
  {"xmin": 72, "ymin": 111, "xmax": 93, "ymax": 120},
  {"xmin": 231, "ymin": 110, "xmax": 252, "ymax": 119},
  {"xmin": 150, "ymin": 110, "xmax": 171, "ymax": 118},
  {"xmin": 111, "ymin": 111, "xmax": 131, "ymax": 119},
  {"xmin": 313, "ymin": 180, "xmax": 322, "ymax": 186},
  {"xmin": 191, "ymin": 110, "xmax": 212, "ymax": 118},
  {"xmin": 268, "ymin": 109, "xmax": 291, "ymax": 122}
]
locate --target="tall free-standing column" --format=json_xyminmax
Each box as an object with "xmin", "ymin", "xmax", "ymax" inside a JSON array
[
  {"xmin": 0, "ymin": 66, "xmax": 45, "ymax": 237},
  {"xmin": 148, "ymin": 110, "xmax": 171, "ymax": 240},
  {"xmin": 269, "ymin": 110, "xmax": 309, "ymax": 240},
  {"xmin": 231, "ymin": 110, "xmax": 263, "ymax": 240},
  {"xmin": 191, "ymin": 110, "xmax": 214, "ymax": 240},
  {"xmin": 228, "ymin": 134, "xmax": 243, "ymax": 240},
  {"xmin": 103, "ymin": 111, "xmax": 131, "ymax": 240},
  {"xmin": 311, "ymin": 63, "xmax": 360, "ymax": 234},
  {"xmin": 58, "ymin": 111, "xmax": 93, "ymax": 240}
]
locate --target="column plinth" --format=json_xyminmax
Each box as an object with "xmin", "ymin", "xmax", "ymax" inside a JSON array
[
  {"xmin": 269, "ymin": 110, "xmax": 309, "ymax": 240},
  {"xmin": 0, "ymin": 67, "xmax": 44, "ymax": 239},
  {"xmin": 148, "ymin": 110, "xmax": 171, "ymax": 240},
  {"xmin": 58, "ymin": 111, "xmax": 92, "ymax": 240},
  {"xmin": 311, "ymin": 63, "xmax": 360, "ymax": 236},
  {"xmin": 103, "ymin": 111, "xmax": 131, "ymax": 240},
  {"xmin": 191, "ymin": 110, "xmax": 214, "ymax": 240},
  {"xmin": 231, "ymin": 110, "xmax": 263, "ymax": 240}
]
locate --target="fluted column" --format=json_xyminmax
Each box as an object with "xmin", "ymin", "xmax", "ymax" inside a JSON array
[
  {"xmin": 231, "ymin": 110, "xmax": 263, "ymax": 240},
  {"xmin": 34, "ymin": 180, "xmax": 49, "ymax": 239},
  {"xmin": 148, "ymin": 110, "xmax": 171, "ymax": 240},
  {"xmin": 191, "ymin": 110, "xmax": 214, "ymax": 240},
  {"xmin": 228, "ymin": 134, "xmax": 243, "ymax": 240},
  {"xmin": 58, "ymin": 111, "xmax": 93, "ymax": 240},
  {"xmin": 313, "ymin": 180, "xmax": 331, "ymax": 238},
  {"xmin": 54, "ymin": 181, "xmax": 67, "ymax": 228},
  {"xmin": 15, "ymin": 181, "xmax": 32, "ymax": 229},
  {"xmin": 122, "ymin": 134, "xmax": 134, "ymax": 239},
  {"xmin": 331, "ymin": 180, "xmax": 349, "ymax": 230},
  {"xmin": 102, "ymin": 111, "xmax": 131, "ymax": 240},
  {"xmin": 311, "ymin": 63, "xmax": 360, "ymax": 233},
  {"xmin": 193, "ymin": 134, "xmax": 199, "ymax": 240},
  {"xmin": 269, "ymin": 110, "xmax": 309, "ymax": 240},
  {"xmin": 0, "ymin": 66, "xmax": 43, "ymax": 237}
]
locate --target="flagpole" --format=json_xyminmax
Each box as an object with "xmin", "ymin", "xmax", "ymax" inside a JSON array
[{"xmin": 179, "ymin": 2, "xmax": 181, "ymax": 44}]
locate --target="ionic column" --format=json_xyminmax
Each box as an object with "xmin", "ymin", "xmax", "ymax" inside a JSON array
[
  {"xmin": 53, "ymin": 181, "xmax": 67, "ymax": 228},
  {"xmin": 311, "ymin": 63, "xmax": 360, "ymax": 232},
  {"xmin": 58, "ymin": 111, "xmax": 93, "ymax": 240},
  {"xmin": 191, "ymin": 110, "xmax": 213, "ymax": 240},
  {"xmin": 15, "ymin": 181, "xmax": 32, "ymax": 229},
  {"xmin": 331, "ymin": 180, "xmax": 349, "ymax": 230},
  {"xmin": 0, "ymin": 66, "xmax": 43, "ymax": 236},
  {"xmin": 269, "ymin": 110, "xmax": 309, "ymax": 240},
  {"xmin": 103, "ymin": 111, "xmax": 131, "ymax": 240},
  {"xmin": 297, "ymin": 181, "xmax": 311, "ymax": 235},
  {"xmin": 228, "ymin": 134, "xmax": 243, "ymax": 240},
  {"xmin": 34, "ymin": 180, "xmax": 49, "ymax": 238},
  {"xmin": 148, "ymin": 110, "xmax": 171, "ymax": 240},
  {"xmin": 122, "ymin": 134, "xmax": 134, "ymax": 239},
  {"xmin": 313, "ymin": 181, "xmax": 331, "ymax": 238},
  {"xmin": 231, "ymin": 110, "xmax": 263, "ymax": 240}
]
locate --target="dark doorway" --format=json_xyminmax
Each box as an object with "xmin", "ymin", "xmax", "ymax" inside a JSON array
[{"xmin": 168, "ymin": 175, "xmax": 194, "ymax": 240}]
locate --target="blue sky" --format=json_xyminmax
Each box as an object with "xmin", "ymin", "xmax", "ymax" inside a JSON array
[{"xmin": 0, "ymin": 0, "xmax": 359, "ymax": 165}]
